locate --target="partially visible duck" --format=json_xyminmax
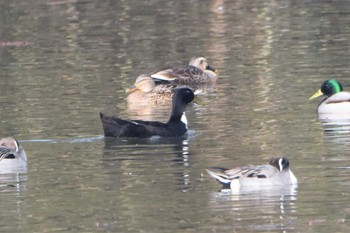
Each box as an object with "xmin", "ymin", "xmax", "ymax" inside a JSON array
[
  {"xmin": 309, "ymin": 79, "xmax": 350, "ymax": 115},
  {"xmin": 100, "ymin": 87, "xmax": 197, "ymax": 137},
  {"xmin": 0, "ymin": 137, "xmax": 27, "ymax": 173},
  {"xmin": 207, "ymin": 157, "xmax": 297, "ymax": 190},
  {"xmin": 150, "ymin": 57, "xmax": 217, "ymax": 85},
  {"xmin": 126, "ymin": 75, "xmax": 174, "ymax": 106}
]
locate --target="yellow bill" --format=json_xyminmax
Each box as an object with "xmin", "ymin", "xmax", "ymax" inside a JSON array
[
  {"xmin": 309, "ymin": 89, "xmax": 323, "ymax": 100},
  {"xmin": 193, "ymin": 95, "xmax": 205, "ymax": 106}
]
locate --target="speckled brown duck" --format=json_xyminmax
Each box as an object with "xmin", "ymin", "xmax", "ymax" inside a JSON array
[
  {"xmin": 126, "ymin": 75, "xmax": 175, "ymax": 107},
  {"xmin": 150, "ymin": 57, "xmax": 217, "ymax": 85}
]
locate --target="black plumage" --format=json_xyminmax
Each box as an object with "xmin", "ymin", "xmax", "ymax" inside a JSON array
[{"xmin": 100, "ymin": 87, "xmax": 195, "ymax": 137}]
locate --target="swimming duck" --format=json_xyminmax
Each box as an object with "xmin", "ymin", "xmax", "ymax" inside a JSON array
[
  {"xmin": 126, "ymin": 75, "xmax": 174, "ymax": 106},
  {"xmin": 0, "ymin": 137, "xmax": 27, "ymax": 173},
  {"xmin": 207, "ymin": 157, "xmax": 297, "ymax": 190},
  {"xmin": 100, "ymin": 87, "xmax": 197, "ymax": 137},
  {"xmin": 309, "ymin": 79, "xmax": 350, "ymax": 115},
  {"xmin": 150, "ymin": 57, "xmax": 217, "ymax": 85}
]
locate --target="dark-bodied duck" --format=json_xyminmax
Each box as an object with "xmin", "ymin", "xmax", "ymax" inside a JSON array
[
  {"xmin": 126, "ymin": 75, "xmax": 174, "ymax": 106},
  {"xmin": 310, "ymin": 79, "xmax": 350, "ymax": 115},
  {"xmin": 150, "ymin": 57, "xmax": 217, "ymax": 85},
  {"xmin": 100, "ymin": 87, "xmax": 196, "ymax": 137},
  {"xmin": 207, "ymin": 157, "xmax": 297, "ymax": 190},
  {"xmin": 0, "ymin": 137, "xmax": 27, "ymax": 173}
]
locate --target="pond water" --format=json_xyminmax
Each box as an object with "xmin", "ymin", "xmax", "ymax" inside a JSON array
[{"xmin": 0, "ymin": 0, "xmax": 350, "ymax": 232}]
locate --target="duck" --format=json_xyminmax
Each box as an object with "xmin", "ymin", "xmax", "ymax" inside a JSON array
[
  {"xmin": 126, "ymin": 75, "xmax": 174, "ymax": 106},
  {"xmin": 150, "ymin": 57, "xmax": 217, "ymax": 85},
  {"xmin": 100, "ymin": 87, "xmax": 197, "ymax": 137},
  {"xmin": 309, "ymin": 79, "xmax": 350, "ymax": 115},
  {"xmin": 206, "ymin": 157, "xmax": 297, "ymax": 190},
  {"xmin": 0, "ymin": 137, "xmax": 27, "ymax": 173}
]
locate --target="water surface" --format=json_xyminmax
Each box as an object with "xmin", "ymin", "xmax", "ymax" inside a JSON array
[{"xmin": 0, "ymin": 0, "xmax": 350, "ymax": 232}]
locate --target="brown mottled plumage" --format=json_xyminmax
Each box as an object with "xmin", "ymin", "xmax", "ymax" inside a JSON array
[
  {"xmin": 126, "ymin": 75, "xmax": 175, "ymax": 107},
  {"xmin": 150, "ymin": 57, "xmax": 217, "ymax": 85}
]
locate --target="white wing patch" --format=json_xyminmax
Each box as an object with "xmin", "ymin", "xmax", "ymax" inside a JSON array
[
  {"xmin": 151, "ymin": 74, "xmax": 176, "ymax": 81},
  {"xmin": 126, "ymin": 120, "xmax": 139, "ymax": 125},
  {"xmin": 181, "ymin": 112, "xmax": 188, "ymax": 129}
]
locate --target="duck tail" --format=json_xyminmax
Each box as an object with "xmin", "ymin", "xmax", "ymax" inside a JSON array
[
  {"xmin": 206, "ymin": 169, "xmax": 231, "ymax": 185},
  {"xmin": 99, "ymin": 112, "xmax": 119, "ymax": 137}
]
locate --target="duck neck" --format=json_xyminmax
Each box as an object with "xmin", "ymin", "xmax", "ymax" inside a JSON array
[{"xmin": 168, "ymin": 97, "xmax": 186, "ymax": 123}]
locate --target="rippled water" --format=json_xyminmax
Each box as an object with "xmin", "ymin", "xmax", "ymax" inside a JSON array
[{"xmin": 0, "ymin": 0, "xmax": 350, "ymax": 232}]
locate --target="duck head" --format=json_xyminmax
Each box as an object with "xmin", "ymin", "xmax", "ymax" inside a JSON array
[
  {"xmin": 310, "ymin": 79, "xmax": 343, "ymax": 100},
  {"xmin": 189, "ymin": 57, "xmax": 217, "ymax": 73},
  {"xmin": 126, "ymin": 75, "xmax": 155, "ymax": 93},
  {"xmin": 269, "ymin": 157, "xmax": 290, "ymax": 172}
]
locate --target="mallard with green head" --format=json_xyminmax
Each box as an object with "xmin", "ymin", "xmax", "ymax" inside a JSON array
[{"xmin": 310, "ymin": 79, "xmax": 350, "ymax": 115}]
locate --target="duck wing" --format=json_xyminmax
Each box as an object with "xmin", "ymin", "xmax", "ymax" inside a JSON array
[
  {"xmin": 0, "ymin": 147, "xmax": 12, "ymax": 160},
  {"xmin": 100, "ymin": 113, "xmax": 183, "ymax": 137},
  {"xmin": 100, "ymin": 113, "xmax": 154, "ymax": 137},
  {"xmin": 151, "ymin": 65, "xmax": 204, "ymax": 84},
  {"xmin": 325, "ymin": 92, "xmax": 350, "ymax": 104},
  {"xmin": 224, "ymin": 165, "xmax": 274, "ymax": 179},
  {"xmin": 207, "ymin": 164, "xmax": 278, "ymax": 183}
]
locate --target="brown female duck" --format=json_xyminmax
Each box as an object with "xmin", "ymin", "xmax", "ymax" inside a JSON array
[{"xmin": 126, "ymin": 75, "xmax": 174, "ymax": 107}]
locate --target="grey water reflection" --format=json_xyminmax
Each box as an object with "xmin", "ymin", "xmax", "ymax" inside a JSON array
[
  {"xmin": 102, "ymin": 136, "xmax": 192, "ymax": 190},
  {"xmin": 209, "ymin": 186, "xmax": 298, "ymax": 232},
  {"xmin": 0, "ymin": 172, "xmax": 27, "ymax": 232},
  {"xmin": 319, "ymin": 118, "xmax": 350, "ymax": 145}
]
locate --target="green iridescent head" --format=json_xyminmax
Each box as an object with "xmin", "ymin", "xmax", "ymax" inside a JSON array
[{"xmin": 310, "ymin": 79, "xmax": 343, "ymax": 100}]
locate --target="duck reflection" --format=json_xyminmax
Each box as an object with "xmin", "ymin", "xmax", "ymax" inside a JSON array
[
  {"xmin": 318, "ymin": 117, "xmax": 350, "ymax": 144},
  {"xmin": 208, "ymin": 185, "xmax": 298, "ymax": 231},
  {"xmin": 102, "ymin": 135, "xmax": 193, "ymax": 190},
  {"xmin": 0, "ymin": 138, "xmax": 28, "ymax": 231},
  {"xmin": 99, "ymin": 136, "xmax": 195, "ymax": 230}
]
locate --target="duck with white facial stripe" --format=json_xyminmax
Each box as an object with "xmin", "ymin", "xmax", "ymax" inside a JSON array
[
  {"xmin": 207, "ymin": 157, "xmax": 297, "ymax": 191},
  {"xmin": 0, "ymin": 137, "xmax": 27, "ymax": 174}
]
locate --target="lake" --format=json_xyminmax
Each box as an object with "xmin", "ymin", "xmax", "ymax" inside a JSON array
[{"xmin": 0, "ymin": 0, "xmax": 349, "ymax": 232}]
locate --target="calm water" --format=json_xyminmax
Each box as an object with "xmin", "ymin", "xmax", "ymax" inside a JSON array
[{"xmin": 0, "ymin": 0, "xmax": 350, "ymax": 232}]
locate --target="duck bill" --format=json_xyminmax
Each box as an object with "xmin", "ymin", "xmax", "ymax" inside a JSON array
[
  {"xmin": 193, "ymin": 95, "xmax": 205, "ymax": 106},
  {"xmin": 309, "ymin": 89, "xmax": 323, "ymax": 100},
  {"xmin": 125, "ymin": 85, "xmax": 139, "ymax": 93},
  {"xmin": 206, "ymin": 65, "xmax": 218, "ymax": 73}
]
